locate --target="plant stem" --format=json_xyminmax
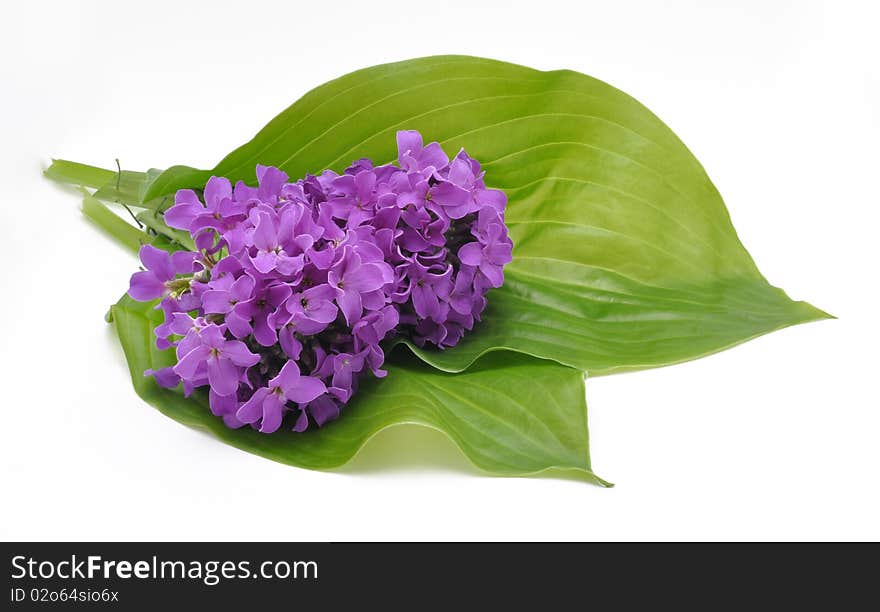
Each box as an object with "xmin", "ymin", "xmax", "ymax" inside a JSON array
[{"xmin": 80, "ymin": 191, "xmax": 147, "ymax": 255}]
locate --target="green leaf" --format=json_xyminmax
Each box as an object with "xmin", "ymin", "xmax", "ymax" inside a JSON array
[
  {"xmin": 134, "ymin": 55, "xmax": 828, "ymax": 375},
  {"xmin": 111, "ymin": 294, "xmax": 607, "ymax": 483},
  {"xmin": 44, "ymin": 159, "xmax": 116, "ymax": 189},
  {"xmin": 45, "ymin": 160, "xmax": 170, "ymax": 210}
]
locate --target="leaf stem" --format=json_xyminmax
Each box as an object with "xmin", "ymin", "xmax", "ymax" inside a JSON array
[{"xmin": 114, "ymin": 158, "xmax": 144, "ymax": 228}]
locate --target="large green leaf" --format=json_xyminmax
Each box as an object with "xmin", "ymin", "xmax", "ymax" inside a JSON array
[
  {"xmin": 110, "ymin": 294, "xmax": 607, "ymax": 483},
  {"xmin": 46, "ymin": 55, "xmax": 828, "ymax": 481},
  {"xmin": 132, "ymin": 55, "xmax": 828, "ymax": 375}
]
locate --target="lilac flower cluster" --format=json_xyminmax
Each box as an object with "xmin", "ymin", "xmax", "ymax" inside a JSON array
[{"xmin": 128, "ymin": 131, "xmax": 512, "ymax": 433}]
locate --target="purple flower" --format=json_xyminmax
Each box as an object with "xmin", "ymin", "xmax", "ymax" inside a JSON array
[
  {"xmin": 201, "ymin": 274, "xmax": 254, "ymax": 314},
  {"xmin": 134, "ymin": 129, "xmax": 510, "ymax": 433},
  {"xmin": 173, "ymin": 324, "xmax": 260, "ymax": 397},
  {"xmin": 248, "ymin": 211, "xmax": 304, "ymax": 275},
  {"xmin": 328, "ymin": 248, "xmax": 393, "ymax": 324},
  {"xmin": 353, "ymin": 305, "xmax": 398, "ymax": 377},
  {"xmin": 449, "ymin": 265, "xmax": 485, "ymax": 317},
  {"xmin": 286, "ymin": 284, "xmax": 339, "ymax": 328},
  {"xmin": 409, "ymin": 263, "xmax": 453, "ymax": 322},
  {"xmin": 236, "ymin": 361, "xmax": 327, "ymax": 433},
  {"xmin": 457, "ymin": 211, "xmax": 513, "ymax": 288},
  {"xmin": 302, "ymin": 395, "xmax": 340, "ymax": 430},
  {"xmin": 164, "ymin": 177, "xmax": 244, "ymax": 251},
  {"xmin": 325, "ymin": 351, "xmax": 365, "ymax": 403},
  {"xmin": 153, "ymin": 293, "xmax": 200, "ymax": 350},
  {"xmin": 230, "ymin": 279, "xmax": 291, "ymax": 346},
  {"xmin": 397, "ymin": 130, "xmax": 449, "ymax": 175},
  {"xmin": 427, "ymin": 180, "xmax": 471, "ymax": 220},
  {"xmin": 128, "ymin": 245, "xmax": 197, "ymax": 301},
  {"xmin": 328, "ymin": 170, "xmax": 378, "ymax": 227},
  {"xmin": 396, "ymin": 173, "xmax": 472, "ymax": 222},
  {"xmin": 256, "ymin": 164, "xmax": 289, "ymax": 201},
  {"xmin": 144, "ymin": 366, "xmax": 180, "ymax": 389}
]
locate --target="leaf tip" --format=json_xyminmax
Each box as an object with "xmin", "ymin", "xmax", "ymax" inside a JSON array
[
  {"xmin": 798, "ymin": 301, "xmax": 836, "ymax": 322},
  {"xmin": 594, "ymin": 475, "xmax": 615, "ymax": 488}
]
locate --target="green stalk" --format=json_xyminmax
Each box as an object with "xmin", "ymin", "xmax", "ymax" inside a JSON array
[
  {"xmin": 80, "ymin": 190, "xmax": 147, "ymax": 255},
  {"xmin": 46, "ymin": 159, "xmax": 167, "ymax": 210},
  {"xmin": 137, "ymin": 208, "xmax": 196, "ymax": 251},
  {"xmin": 44, "ymin": 159, "xmax": 115, "ymax": 189}
]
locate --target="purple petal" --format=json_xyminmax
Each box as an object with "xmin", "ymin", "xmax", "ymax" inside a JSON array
[
  {"xmin": 230, "ymin": 275, "xmax": 256, "ymax": 302},
  {"xmin": 204, "ymin": 176, "xmax": 232, "ymax": 208},
  {"xmin": 236, "ymin": 387, "xmax": 270, "ymax": 424},
  {"xmin": 223, "ymin": 413, "xmax": 247, "ymax": 429},
  {"xmin": 309, "ymin": 396, "xmax": 340, "ymax": 427},
  {"xmin": 486, "ymin": 241, "xmax": 513, "ymax": 265},
  {"xmin": 430, "ymin": 182, "xmax": 471, "ymax": 217},
  {"xmin": 250, "ymin": 250, "xmax": 278, "ymax": 274},
  {"xmin": 450, "ymin": 293, "xmax": 474, "ymax": 316},
  {"xmin": 278, "ymin": 326, "xmax": 303, "ymax": 359},
  {"xmin": 222, "ymin": 340, "xmax": 260, "ymax": 367},
  {"xmin": 171, "ymin": 251, "xmax": 198, "ymax": 274},
  {"xmin": 201, "ymin": 289, "xmax": 232, "ymax": 314},
  {"xmin": 139, "ymin": 244, "xmax": 174, "ymax": 281},
  {"xmin": 173, "ymin": 345, "xmax": 210, "ymax": 379},
  {"xmin": 275, "ymin": 254, "xmax": 304, "ymax": 276},
  {"xmin": 251, "ymin": 212, "xmax": 277, "ymax": 251},
  {"xmin": 252, "ymin": 314, "xmax": 278, "ymax": 347},
  {"xmin": 291, "ymin": 315, "xmax": 329, "ymax": 336},
  {"xmin": 128, "ymin": 271, "xmax": 165, "ymax": 301},
  {"xmin": 164, "ymin": 191, "xmax": 204, "ymax": 230},
  {"xmin": 207, "ymin": 356, "xmax": 239, "ymax": 397},
  {"xmin": 397, "ymin": 130, "xmax": 423, "ymax": 163},
  {"xmin": 347, "ymin": 262, "xmax": 390, "ymax": 292},
  {"xmin": 336, "ymin": 289, "xmax": 362, "ymax": 325},
  {"xmin": 286, "ymin": 376, "xmax": 327, "ymax": 404},
  {"xmin": 355, "ymin": 170, "xmax": 376, "ymax": 201},
  {"xmin": 259, "ymin": 393, "xmax": 285, "ymax": 433},
  {"xmin": 169, "ymin": 312, "xmax": 196, "ymax": 336},
  {"xmin": 200, "ymin": 324, "xmax": 226, "ymax": 347},
  {"xmin": 145, "ymin": 367, "xmax": 180, "ymax": 389},
  {"xmin": 209, "ymin": 389, "xmax": 238, "ymax": 416},
  {"xmin": 292, "ymin": 410, "xmax": 310, "ymax": 433},
  {"xmin": 361, "ymin": 289, "xmax": 386, "ymax": 311},
  {"xmin": 419, "ymin": 142, "xmax": 450, "ymax": 172},
  {"xmin": 269, "ymin": 285, "xmax": 291, "ymax": 309},
  {"xmin": 331, "ymin": 361, "xmax": 354, "ymax": 394},
  {"xmin": 271, "ymin": 361, "xmax": 302, "ymax": 392},
  {"xmin": 458, "ymin": 242, "xmax": 483, "ymax": 266},
  {"xmin": 446, "ymin": 156, "xmax": 473, "ymax": 187},
  {"xmin": 412, "ymin": 282, "xmax": 440, "ymax": 320},
  {"xmin": 476, "ymin": 187, "xmax": 506, "ymax": 211},
  {"xmin": 256, "ymin": 165, "xmax": 289, "ymax": 199},
  {"xmin": 400, "ymin": 229, "xmax": 429, "ymax": 252},
  {"xmin": 308, "ymin": 244, "xmax": 335, "ymax": 269},
  {"xmin": 306, "ymin": 298, "xmax": 338, "ymax": 324},
  {"xmin": 225, "ymin": 310, "xmax": 252, "ymax": 338},
  {"xmin": 479, "ymin": 262, "xmax": 505, "ymax": 288},
  {"xmin": 194, "ymin": 230, "xmax": 215, "ymax": 252}
]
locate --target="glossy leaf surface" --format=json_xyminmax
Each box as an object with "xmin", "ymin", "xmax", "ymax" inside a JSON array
[
  {"xmin": 138, "ymin": 55, "xmax": 828, "ymax": 375},
  {"xmin": 111, "ymin": 295, "xmax": 606, "ymax": 482}
]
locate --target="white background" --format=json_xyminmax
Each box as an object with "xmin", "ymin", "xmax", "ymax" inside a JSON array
[{"xmin": 2, "ymin": 0, "xmax": 877, "ymax": 541}]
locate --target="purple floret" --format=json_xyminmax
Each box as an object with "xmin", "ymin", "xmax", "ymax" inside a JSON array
[{"xmin": 127, "ymin": 130, "xmax": 512, "ymax": 433}]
